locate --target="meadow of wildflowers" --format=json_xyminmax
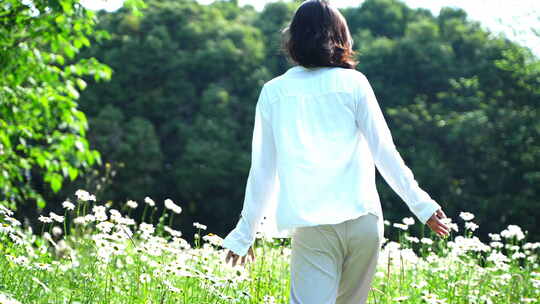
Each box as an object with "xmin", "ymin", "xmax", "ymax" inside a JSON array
[{"xmin": 0, "ymin": 190, "xmax": 538, "ymax": 304}]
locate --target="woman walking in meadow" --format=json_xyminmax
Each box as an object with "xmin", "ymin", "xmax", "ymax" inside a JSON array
[{"xmin": 222, "ymin": 1, "xmax": 450, "ymax": 303}]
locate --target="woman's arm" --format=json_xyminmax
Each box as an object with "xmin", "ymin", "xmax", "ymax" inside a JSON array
[
  {"xmin": 222, "ymin": 85, "xmax": 278, "ymax": 257},
  {"xmin": 354, "ymin": 73, "xmax": 441, "ymax": 225}
]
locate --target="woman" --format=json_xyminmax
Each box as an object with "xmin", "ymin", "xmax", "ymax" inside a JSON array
[{"xmin": 222, "ymin": 1, "xmax": 450, "ymax": 303}]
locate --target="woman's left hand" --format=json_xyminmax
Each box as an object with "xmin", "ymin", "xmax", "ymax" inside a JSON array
[{"xmin": 225, "ymin": 246, "xmax": 255, "ymax": 267}]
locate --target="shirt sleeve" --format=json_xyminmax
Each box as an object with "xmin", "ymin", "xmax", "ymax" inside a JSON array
[
  {"xmin": 221, "ymin": 85, "xmax": 278, "ymax": 256},
  {"xmin": 354, "ymin": 73, "xmax": 441, "ymax": 225}
]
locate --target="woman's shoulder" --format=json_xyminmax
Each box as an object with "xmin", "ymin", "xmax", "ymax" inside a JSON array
[
  {"xmin": 263, "ymin": 74, "xmax": 284, "ymax": 89},
  {"xmin": 333, "ymin": 67, "xmax": 367, "ymax": 81},
  {"xmin": 324, "ymin": 68, "xmax": 370, "ymax": 92}
]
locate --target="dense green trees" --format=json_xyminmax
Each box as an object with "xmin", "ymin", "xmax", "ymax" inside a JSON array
[
  {"xmin": 2, "ymin": 0, "xmax": 538, "ymax": 241},
  {"xmin": 345, "ymin": 2, "xmax": 540, "ymax": 238},
  {"xmin": 75, "ymin": 0, "xmax": 271, "ymax": 229}
]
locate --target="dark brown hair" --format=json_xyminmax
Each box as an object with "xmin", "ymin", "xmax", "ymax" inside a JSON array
[{"xmin": 282, "ymin": 0, "xmax": 357, "ymax": 69}]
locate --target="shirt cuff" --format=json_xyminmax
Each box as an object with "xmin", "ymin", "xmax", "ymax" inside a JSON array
[
  {"xmin": 414, "ymin": 200, "xmax": 442, "ymax": 225},
  {"xmin": 222, "ymin": 233, "xmax": 252, "ymax": 257},
  {"xmin": 221, "ymin": 217, "xmax": 254, "ymax": 257}
]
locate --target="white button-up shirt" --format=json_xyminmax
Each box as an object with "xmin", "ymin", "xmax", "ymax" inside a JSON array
[{"xmin": 222, "ymin": 65, "xmax": 441, "ymax": 256}]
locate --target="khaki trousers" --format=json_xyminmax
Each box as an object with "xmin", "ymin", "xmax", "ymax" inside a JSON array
[{"xmin": 289, "ymin": 213, "xmax": 383, "ymax": 304}]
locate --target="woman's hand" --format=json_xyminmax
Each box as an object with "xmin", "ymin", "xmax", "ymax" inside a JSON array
[
  {"xmin": 426, "ymin": 209, "xmax": 450, "ymax": 237},
  {"xmin": 225, "ymin": 246, "xmax": 255, "ymax": 267}
]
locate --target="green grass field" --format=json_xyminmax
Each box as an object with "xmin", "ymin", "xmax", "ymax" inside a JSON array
[{"xmin": 1, "ymin": 190, "xmax": 538, "ymax": 304}]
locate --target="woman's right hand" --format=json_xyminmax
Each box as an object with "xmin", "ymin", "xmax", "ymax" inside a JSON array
[{"xmin": 426, "ymin": 209, "xmax": 450, "ymax": 237}]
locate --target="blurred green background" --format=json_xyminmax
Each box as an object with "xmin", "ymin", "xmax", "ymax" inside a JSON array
[{"xmin": 1, "ymin": 0, "xmax": 539, "ymax": 243}]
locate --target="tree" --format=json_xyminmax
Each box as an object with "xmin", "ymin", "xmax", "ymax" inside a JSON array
[
  {"xmin": 77, "ymin": 0, "xmax": 271, "ymax": 231},
  {"xmin": 254, "ymin": 1, "xmax": 298, "ymax": 76},
  {"xmin": 0, "ymin": 0, "xmax": 113, "ymax": 210},
  {"xmin": 0, "ymin": 0, "xmax": 147, "ymax": 217},
  {"xmin": 348, "ymin": 2, "xmax": 540, "ymax": 238}
]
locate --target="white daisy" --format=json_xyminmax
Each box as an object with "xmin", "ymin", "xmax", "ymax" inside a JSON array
[
  {"xmin": 126, "ymin": 200, "xmax": 138, "ymax": 209},
  {"xmin": 62, "ymin": 200, "xmax": 75, "ymax": 211},
  {"xmin": 164, "ymin": 199, "xmax": 182, "ymax": 214},
  {"xmin": 144, "ymin": 196, "xmax": 155, "ymax": 207},
  {"xmin": 459, "ymin": 211, "xmax": 475, "ymax": 221}
]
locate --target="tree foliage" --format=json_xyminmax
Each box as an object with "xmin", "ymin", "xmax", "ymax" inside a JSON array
[
  {"xmin": 76, "ymin": 0, "xmax": 271, "ymax": 229},
  {"xmin": 0, "ymin": 0, "xmax": 112, "ymax": 209},
  {"xmin": 2, "ymin": 0, "xmax": 539, "ymax": 241}
]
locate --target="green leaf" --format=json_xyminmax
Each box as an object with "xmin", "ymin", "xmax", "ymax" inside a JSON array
[
  {"xmin": 74, "ymin": 39, "xmax": 82, "ymax": 49},
  {"xmin": 60, "ymin": 0, "xmax": 74, "ymax": 15},
  {"xmin": 92, "ymin": 150, "xmax": 101, "ymax": 166},
  {"xmin": 81, "ymin": 37, "xmax": 91, "ymax": 47},
  {"xmin": 36, "ymin": 197, "xmax": 46, "ymax": 209},
  {"xmin": 68, "ymin": 167, "xmax": 78, "ymax": 181},
  {"xmin": 76, "ymin": 78, "xmax": 87, "ymax": 90},
  {"xmin": 64, "ymin": 45, "xmax": 76, "ymax": 58},
  {"xmin": 55, "ymin": 15, "xmax": 66, "ymax": 25},
  {"xmin": 74, "ymin": 22, "xmax": 82, "ymax": 32},
  {"xmin": 66, "ymin": 84, "xmax": 80, "ymax": 99},
  {"xmin": 49, "ymin": 173, "xmax": 63, "ymax": 193},
  {"xmin": 36, "ymin": 154, "xmax": 46, "ymax": 168}
]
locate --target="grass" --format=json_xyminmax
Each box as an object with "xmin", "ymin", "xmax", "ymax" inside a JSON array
[{"xmin": 0, "ymin": 190, "xmax": 538, "ymax": 304}]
